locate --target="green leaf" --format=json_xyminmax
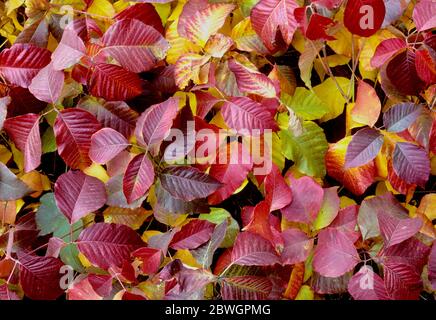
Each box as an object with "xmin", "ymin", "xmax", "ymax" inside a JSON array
[
  {"xmin": 199, "ymin": 207, "xmax": 239, "ymax": 248},
  {"xmin": 282, "ymin": 88, "xmax": 329, "ymax": 120},
  {"xmin": 60, "ymin": 243, "xmax": 85, "ymax": 273},
  {"xmin": 280, "ymin": 121, "xmax": 328, "ymax": 178},
  {"xmin": 36, "ymin": 193, "xmax": 83, "ymax": 239},
  {"xmin": 313, "ymin": 187, "xmax": 340, "ymax": 230},
  {"xmin": 42, "ymin": 127, "xmax": 57, "ymax": 154}
]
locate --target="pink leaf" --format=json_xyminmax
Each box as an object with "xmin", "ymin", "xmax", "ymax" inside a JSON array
[
  {"xmin": 313, "ymin": 228, "xmax": 360, "ymax": 277},
  {"xmin": 170, "ymin": 219, "xmax": 215, "ymax": 250},
  {"xmin": 28, "ymin": 62, "xmax": 64, "ymax": 103},
  {"xmin": 250, "ymin": 0, "xmax": 299, "ymax": 52},
  {"xmin": 77, "ymin": 223, "xmax": 144, "ymax": 269},
  {"xmin": 221, "ymin": 97, "xmax": 278, "ymax": 134},
  {"xmin": 122, "ymin": 153, "xmax": 155, "ymax": 204},
  {"xmin": 348, "ymin": 265, "xmax": 390, "ymax": 300},
  {"xmin": 90, "ymin": 128, "xmax": 129, "ymax": 164},
  {"xmin": 51, "ymin": 28, "xmax": 86, "ymax": 71},
  {"xmin": 264, "ymin": 164, "xmax": 292, "ymax": 211},
  {"xmin": 377, "ymin": 210, "xmax": 422, "ymax": 248},
  {"xmin": 413, "ymin": 0, "xmax": 436, "ymax": 32},
  {"xmin": 371, "ymin": 38, "xmax": 406, "ymax": 68},
  {"xmin": 280, "ymin": 228, "xmax": 313, "ymax": 265},
  {"xmin": 281, "ymin": 176, "xmax": 324, "ymax": 224},
  {"xmin": 231, "ymin": 232, "xmax": 280, "ymax": 266},
  {"xmin": 54, "ymin": 170, "xmax": 107, "ymax": 224},
  {"xmin": 3, "ymin": 113, "xmax": 41, "ymax": 172},
  {"xmin": 100, "ymin": 19, "xmax": 169, "ymax": 73}
]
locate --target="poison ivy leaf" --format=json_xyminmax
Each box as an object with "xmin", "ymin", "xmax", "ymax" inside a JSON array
[
  {"xmin": 281, "ymin": 228, "xmax": 313, "ymax": 265},
  {"xmin": 90, "ymin": 128, "xmax": 129, "ymax": 164},
  {"xmin": 0, "ymin": 162, "xmax": 31, "ymax": 201},
  {"xmin": 383, "ymin": 102, "xmax": 423, "ymax": 132},
  {"xmin": 54, "ymin": 108, "xmax": 101, "ymax": 170},
  {"xmin": 281, "ymin": 176, "xmax": 324, "ymax": 224},
  {"xmin": 282, "ymin": 88, "xmax": 329, "ymax": 121},
  {"xmin": 0, "ymin": 44, "xmax": 50, "ymax": 88},
  {"xmin": 178, "ymin": 0, "xmax": 235, "ymax": 47},
  {"xmin": 313, "ymin": 228, "xmax": 360, "ymax": 278},
  {"xmin": 345, "ymin": 128, "xmax": 384, "ymax": 169},
  {"xmin": 228, "ymin": 59, "xmax": 277, "ymax": 98},
  {"xmin": 122, "ymin": 153, "xmax": 155, "ymax": 204},
  {"xmin": 132, "ymin": 247, "xmax": 162, "ymax": 274},
  {"xmin": 313, "ymin": 187, "xmax": 340, "ymax": 230},
  {"xmin": 350, "ymin": 80, "xmax": 381, "ymax": 127},
  {"xmin": 88, "ymin": 63, "xmax": 143, "ymax": 101},
  {"xmin": 231, "ymin": 17, "xmax": 268, "ymax": 55},
  {"xmin": 371, "ymin": 38, "xmax": 406, "ymax": 68},
  {"xmin": 415, "ymin": 48, "xmax": 436, "ymax": 85},
  {"xmin": 77, "ymin": 222, "xmax": 144, "ymax": 269},
  {"xmin": 250, "ymin": 0, "xmax": 299, "ymax": 52},
  {"xmin": 429, "ymin": 244, "xmax": 436, "ymax": 290},
  {"xmin": 221, "ymin": 97, "xmax": 279, "ymax": 134},
  {"xmin": 348, "ymin": 265, "xmax": 390, "ymax": 300},
  {"xmin": 170, "ymin": 219, "xmax": 215, "ymax": 250},
  {"xmin": 18, "ymin": 252, "xmax": 64, "ymax": 300},
  {"xmin": 28, "ymin": 62, "xmax": 64, "ymax": 104},
  {"xmin": 192, "ymin": 221, "xmax": 228, "ymax": 268},
  {"xmin": 412, "ymin": 0, "xmax": 436, "ymax": 32},
  {"xmin": 100, "ymin": 19, "xmax": 169, "ymax": 73},
  {"xmin": 231, "ymin": 231, "xmax": 280, "ymax": 266},
  {"xmin": 280, "ymin": 121, "xmax": 328, "ymax": 177},
  {"xmin": 160, "ymin": 166, "xmax": 222, "ymax": 201},
  {"xmin": 221, "ymin": 275, "xmax": 272, "ymax": 300},
  {"xmin": 51, "ymin": 28, "xmax": 86, "ymax": 71},
  {"xmin": 54, "ymin": 170, "xmax": 107, "ymax": 224},
  {"xmin": 264, "ymin": 163, "xmax": 292, "ymax": 211},
  {"xmin": 3, "ymin": 113, "xmax": 41, "ymax": 172},
  {"xmin": 392, "ymin": 142, "xmax": 430, "ymax": 187},
  {"xmin": 114, "ymin": 3, "xmax": 164, "ymax": 34},
  {"xmin": 134, "ymin": 97, "xmax": 179, "ymax": 155}
]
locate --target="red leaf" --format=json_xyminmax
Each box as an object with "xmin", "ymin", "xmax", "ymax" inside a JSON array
[
  {"xmin": 132, "ymin": 247, "xmax": 162, "ymax": 274},
  {"xmin": 221, "ymin": 97, "xmax": 278, "ymax": 134},
  {"xmin": 345, "ymin": 128, "xmax": 383, "ymax": 169},
  {"xmin": 386, "ymin": 49, "xmax": 425, "ymax": 96},
  {"xmin": 77, "ymin": 223, "xmax": 144, "ymax": 269},
  {"xmin": 264, "ymin": 164, "xmax": 292, "ymax": 211},
  {"xmin": 281, "ymin": 176, "xmax": 324, "ymax": 224},
  {"xmin": 134, "ymin": 97, "xmax": 179, "ymax": 155},
  {"xmin": 88, "ymin": 274, "xmax": 113, "ymax": 297},
  {"xmin": 412, "ymin": 0, "xmax": 436, "ymax": 32},
  {"xmin": 160, "ymin": 166, "xmax": 222, "ymax": 201},
  {"xmin": 228, "ymin": 59, "xmax": 277, "ymax": 98},
  {"xmin": 208, "ymin": 142, "xmax": 253, "ymax": 205},
  {"xmin": 313, "ymin": 228, "xmax": 360, "ymax": 277},
  {"xmin": 281, "ymin": 228, "xmax": 313, "ymax": 265},
  {"xmin": 243, "ymin": 200, "xmax": 275, "ymax": 244},
  {"xmin": 295, "ymin": 8, "xmax": 337, "ymax": 41},
  {"xmin": 348, "ymin": 265, "xmax": 390, "ymax": 300},
  {"xmin": 51, "ymin": 28, "xmax": 86, "ymax": 71},
  {"xmin": 53, "ymin": 108, "xmax": 101, "ymax": 170},
  {"xmin": 115, "ymin": 3, "xmax": 164, "ymax": 34},
  {"xmin": 0, "ymin": 44, "xmax": 50, "ymax": 88},
  {"xmin": 18, "ymin": 252, "xmax": 64, "ymax": 300},
  {"xmin": 415, "ymin": 48, "xmax": 436, "ymax": 85},
  {"xmin": 170, "ymin": 219, "xmax": 215, "ymax": 250},
  {"xmin": 100, "ymin": 19, "xmax": 169, "ymax": 73},
  {"xmin": 392, "ymin": 142, "xmax": 430, "ymax": 187},
  {"xmin": 89, "ymin": 63, "xmax": 143, "ymax": 101},
  {"xmin": 78, "ymin": 99, "xmax": 138, "ymax": 139},
  {"xmin": 250, "ymin": 0, "xmax": 299, "ymax": 52},
  {"xmin": 371, "ymin": 38, "xmax": 406, "ymax": 68},
  {"xmin": 231, "ymin": 232, "xmax": 280, "ymax": 266},
  {"xmin": 221, "ymin": 276, "xmax": 272, "ymax": 300},
  {"xmin": 54, "ymin": 170, "xmax": 107, "ymax": 224},
  {"xmin": 3, "ymin": 113, "xmax": 41, "ymax": 172},
  {"xmin": 90, "ymin": 128, "xmax": 129, "ymax": 164},
  {"xmin": 344, "ymin": 0, "xmax": 385, "ymax": 37},
  {"xmin": 382, "ymin": 258, "xmax": 422, "ymax": 300},
  {"xmin": 28, "ymin": 62, "xmax": 64, "ymax": 103},
  {"xmin": 122, "ymin": 153, "xmax": 155, "ymax": 204}
]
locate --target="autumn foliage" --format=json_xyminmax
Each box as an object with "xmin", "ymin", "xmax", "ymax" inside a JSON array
[{"xmin": 0, "ymin": 0, "xmax": 435, "ymax": 300}]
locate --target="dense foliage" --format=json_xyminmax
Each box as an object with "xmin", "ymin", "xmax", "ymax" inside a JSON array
[{"xmin": 0, "ymin": 0, "xmax": 435, "ymax": 300}]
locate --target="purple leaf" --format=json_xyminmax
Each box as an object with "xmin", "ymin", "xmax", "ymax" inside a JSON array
[
  {"xmin": 392, "ymin": 142, "xmax": 430, "ymax": 186},
  {"xmin": 313, "ymin": 228, "xmax": 360, "ymax": 278},
  {"xmin": 383, "ymin": 102, "xmax": 423, "ymax": 132},
  {"xmin": 54, "ymin": 170, "xmax": 107, "ymax": 224},
  {"xmin": 429, "ymin": 243, "xmax": 436, "ymax": 290},
  {"xmin": 123, "ymin": 153, "xmax": 155, "ymax": 204},
  {"xmin": 280, "ymin": 228, "xmax": 313, "ymax": 265},
  {"xmin": 345, "ymin": 128, "xmax": 384, "ymax": 168},
  {"xmin": 160, "ymin": 166, "xmax": 222, "ymax": 201}
]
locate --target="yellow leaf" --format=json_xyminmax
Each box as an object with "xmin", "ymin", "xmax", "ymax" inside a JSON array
[
  {"xmin": 83, "ymin": 163, "xmax": 110, "ymax": 183},
  {"xmin": 417, "ymin": 194, "xmax": 436, "ymax": 221},
  {"xmin": 231, "ymin": 17, "xmax": 268, "ymax": 55},
  {"xmin": 340, "ymin": 196, "xmax": 356, "ymax": 208},
  {"xmin": 78, "ymin": 252, "xmax": 92, "ymax": 268},
  {"xmin": 20, "ymin": 171, "xmax": 50, "ymax": 198},
  {"xmin": 173, "ymin": 249, "xmax": 201, "ymax": 268},
  {"xmin": 166, "ymin": 20, "xmax": 201, "ymax": 65},
  {"xmin": 153, "ymin": 3, "xmax": 171, "ymax": 25},
  {"xmin": 295, "ymin": 285, "xmax": 314, "ymax": 300},
  {"xmin": 5, "ymin": 0, "xmax": 24, "ymax": 16},
  {"xmin": 142, "ymin": 230, "xmax": 162, "ymax": 243},
  {"xmin": 0, "ymin": 145, "xmax": 12, "ymax": 164}
]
